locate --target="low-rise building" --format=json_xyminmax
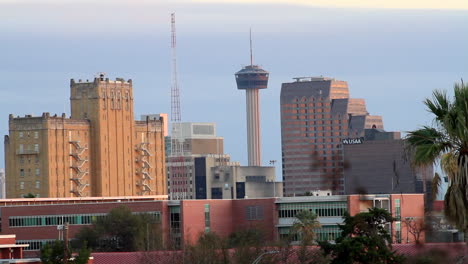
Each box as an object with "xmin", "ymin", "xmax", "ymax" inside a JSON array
[{"xmin": 0, "ymin": 193, "xmax": 423, "ymax": 256}]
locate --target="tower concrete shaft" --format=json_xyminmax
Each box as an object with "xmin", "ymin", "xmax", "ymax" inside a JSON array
[
  {"xmin": 246, "ymin": 89, "xmax": 261, "ymax": 166},
  {"xmin": 235, "ymin": 64, "xmax": 269, "ymax": 167}
]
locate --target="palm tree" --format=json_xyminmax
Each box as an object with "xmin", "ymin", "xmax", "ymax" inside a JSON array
[
  {"xmin": 405, "ymin": 81, "xmax": 468, "ymax": 240},
  {"xmin": 291, "ymin": 210, "xmax": 321, "ymax": 245}
]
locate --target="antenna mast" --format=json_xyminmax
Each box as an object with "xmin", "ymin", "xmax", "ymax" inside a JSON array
[
  {"xmin": 171, "ymin": 13, "xmax": 181, "ymax": 123},
  {"xmin": 249, "ymin": 28, "xmax": 253, "ymax": 66},
  {"xmin": 169, "ymin": 13, "xmax": 187, "ymax": 200}
]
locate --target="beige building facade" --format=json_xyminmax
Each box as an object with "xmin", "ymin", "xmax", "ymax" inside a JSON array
[{"xmin": 4, "ymin": 76, "xmax": 166, "ymax": 198}]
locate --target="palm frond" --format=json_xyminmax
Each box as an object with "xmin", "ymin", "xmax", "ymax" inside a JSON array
[
  {"xmin": 412, "ymin": 81, "xmax": 468, "ymax": 233},
  {"xmin": 440, "ymin": 152, "xmax": 458, "ymax": 180},
  {"xmin": 424, "ymin": 90, "xmax": 450, "ymax": 123},
  {"xmin": 405, "ymin": 127, "xmax": 452, "ymax": 165}
]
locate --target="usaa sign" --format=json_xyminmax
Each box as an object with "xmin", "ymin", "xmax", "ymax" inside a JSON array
[{"xmin": 342, "ymin": 137, "xmax": 364, "ymax": 145}]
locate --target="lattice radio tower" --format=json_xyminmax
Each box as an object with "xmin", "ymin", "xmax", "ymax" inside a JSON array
[{"xmin": 169, "ymin": 13, "xmax": 187, "ymax": 199}]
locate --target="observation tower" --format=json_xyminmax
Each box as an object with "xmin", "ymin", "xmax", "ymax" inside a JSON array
[{"xmin": 234, "ymin": 32, "xmax": 269, "ymax": 166}]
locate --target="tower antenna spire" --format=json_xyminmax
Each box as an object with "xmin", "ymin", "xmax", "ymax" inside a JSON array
[
  {"xmin": 169, "ymin": 13, "xmax": 188, "ymax": 200},
  {"xmin": 170, "ymin": 13, "xmax": 181, "ymax": 123},
  {"xmin": 250, "ymin": 28, "xmax": 253, "ymax": 66}
]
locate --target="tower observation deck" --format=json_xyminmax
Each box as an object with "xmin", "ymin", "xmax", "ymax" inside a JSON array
[
  {"xmin": 235, "ymin": 65, "xmax": 269, "ymax": 90},
  {"xmin": 235, "ymin": 64, "xmax": 269, "ymax": 166}
]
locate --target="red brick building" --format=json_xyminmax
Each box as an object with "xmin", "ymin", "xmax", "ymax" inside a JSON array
[{"xmin": 0, "ymin": 194, "xmax": 424, "ymax": 257}]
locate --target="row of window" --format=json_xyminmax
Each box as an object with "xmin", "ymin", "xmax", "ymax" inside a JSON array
[
  {"xmin": 278, "ymin": 202, "xmax": 348, "ymax": 218},
  {"xmin": 278, "ymin": 225, "xmax": 342, "ymax": 242},
  {"xmin": 18, "ymin": 131, "xmax": 39, "ymax": 139},
  {"xmin": 9, "ymin": 211, "xmax": 161, "ymax": 228},
  {"xmin": 279, "ymin": 207, "xmax": 347, "ymax": 218},
  {"xmin": 17, "ymin": 239, "xmax": 55, "ymax": 251},
  {"xmin": 205, "ymin": 204, "xmax": 210, "ymax": 233},
  {"xmin": 19, "ymin": 168, "xmax": 40, "ymax": 177},
  {"xmin": 19, "ymin": 156, "xmax": 40, "ymax": 164},
  {"xmin": 18, "ymin": 144, "xmax": 39, "ymax": 153},
  {"xmin": 18, "ymin": 180, "xmax": 41, "ymax": 190}
]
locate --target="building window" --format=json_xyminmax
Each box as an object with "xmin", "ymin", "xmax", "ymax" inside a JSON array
[
  {"xmin": 278, "ymin": 225, "xmax": 341, "ymax": 242},
  {"xmin": 246, "ymin": 206, "xmax": 264, "ymax": 220},
  {"xmin": 20, "ymin": 182, "xmax": 24, "ymax": 190},
  {"xmin": 34, "ymin": 131, "xmax": 39, "ymax": 139},
  {"xmin": 35, "ymin": 181, "xmax": 40, "ymax": 189},
  {"xmin": 125, "ymin": 92, "xmax": 130, "ymax": 111},
  {"xmin": 20, "ymin": 169, "xmax": 24, "ymax": 177},
  {"xmin": 395, "ymin": 199, "xmax": 401, "ymax": 220},
  {"xmin": 20, "ymin": 156, "xmax": 24, "ymax": 164},
  {"xmin": 19, "ymin": 144, "xmax": 24, "ymax": 154},
  {"xmin": 34, "ymin": 144, "xmax": 39, "ymax": 152},
  {"xmin": 211, "ymin": 188, "xmax": 222, "ymax": 199},
  {"xmin": 278, "ymin": 202, "xmax": 347, "ymax": 218},
  {"xmin": 9, "ymin": 212, "xmax": 160, "ymax": 228},
  {"xmin": 19, "ymin": 132, "xmax": 24, "ymax": 138},
  {"xmin": 35, "ymin": 168, "xmax": 40, "ymax": 176},
  {"xmin": 395, "ymin": 222, "xmax": 402, "ymax": 243},
  {"xmin": 17, "ymin": 239, "xmax": 55, "ymax": 251},
  {"xmin": 110, "ymin": 92, "xmax": 115, "ymax": 109},
  {"xmin": 374, "ymin": 199, "xmax": 390, "ymax": 211},
  {"xmin": 204, "ymin": 204, "xmax": 210, "ymax": 233}
]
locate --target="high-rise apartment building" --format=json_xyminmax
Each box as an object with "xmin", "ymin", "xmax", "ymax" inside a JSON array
[
  {"xmin": 4, "ymin": 75, "xmax": 166, "ymax": 198},
  {"xmin": 280, "ymin": 77, "xmax": 383, "ymax": 196}
]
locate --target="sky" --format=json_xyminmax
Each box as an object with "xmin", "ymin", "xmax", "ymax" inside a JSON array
[{"xmin": 0, "ymin": 0, "xmax": 467, "ymax": 182}]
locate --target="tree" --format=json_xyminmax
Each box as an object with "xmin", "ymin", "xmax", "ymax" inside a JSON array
[
  {"xmin": 40, "ymin": 240, "xmax": 69, "ymax": 264},
  {"xmin": 40, "ymin": 240, "xmax": 90, "ymax": 264},
  {"xmin": 289, "ymin": 210, "xmax": 322, "ymax": 264},
  {"xmin": 229, "ymin": 228, "xmax": 266, "ymax": 264},
  {"xmin": 72, "ymin": 243, "xmax": 91, "ymax": 264},
  {"xmin": 402, "ymin": 217, "xmax": 425, "ymax": 244},
  {"xmin": 405, "ymin": 82, "xmax": 468, "ymax": 240},
  {"xmin": 183, "ymin": 232, "xmax": 228, "ymax": 264},
  {"xmin": 75, "ymin": 205, "xmax": 162, "ymax": 252},
  {"xmin": 290, "ymin": 210, "xmax": 321, "ymax": 245},
  {"xmin": 23, "ymin": 193, "xmax": 36, "ymax": 198},
  {"xmin": 320, "ymin": 207, "xmax": 405, "ymax": 264}
]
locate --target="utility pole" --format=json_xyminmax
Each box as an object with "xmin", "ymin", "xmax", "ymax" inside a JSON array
[
  {"xmin": 63, "ymin": 222, "xmax": 69, "ymax": 264},
  {"xmin": 269, "ymin": 160, "xmax": 277, "ymax": 197}
]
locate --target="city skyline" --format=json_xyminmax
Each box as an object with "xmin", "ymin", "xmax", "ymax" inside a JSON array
[{"xmin": 0, "ymin": 0, "xmax": 467, "ymax": 177}]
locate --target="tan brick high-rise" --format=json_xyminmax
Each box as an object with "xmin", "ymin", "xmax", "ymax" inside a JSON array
[{"xmin": 4, "ymin": 75, "xmax": 166, "ymax": 198}]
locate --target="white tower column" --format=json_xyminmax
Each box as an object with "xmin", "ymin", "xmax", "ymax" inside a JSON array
[{"xmin": 246, "ymin": 89, "xmax": 261, "ymax": 166}]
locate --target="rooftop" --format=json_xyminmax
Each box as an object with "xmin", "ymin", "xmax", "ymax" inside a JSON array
[
  {"xmin": 293, "ymin": 76, "xmax": 335, "ymax": 82},
  {"xmin": 235, "ymin": 65, "xmax": 269, "ymax": 75}
]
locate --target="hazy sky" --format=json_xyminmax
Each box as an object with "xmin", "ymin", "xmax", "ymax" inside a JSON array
[{"xmin": 1, "ymin": 0, "xmax": 467, "ymax": 179}]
